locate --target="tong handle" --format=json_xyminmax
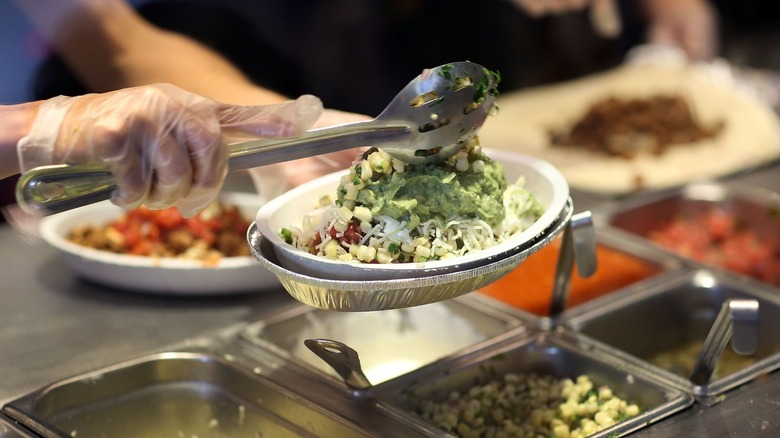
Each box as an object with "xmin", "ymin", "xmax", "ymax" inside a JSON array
[
  {"xmin": 690, "ymin": 299, "xmax": 759, "ymax": 386},
  {"xmin": 15, "ymin": 122, "xmax": 408, "ymax": 215}
]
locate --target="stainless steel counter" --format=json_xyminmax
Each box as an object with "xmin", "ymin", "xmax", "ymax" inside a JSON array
[{"xmin": 1, "ymin": 166, "xmax": 780, "ymax": 436}]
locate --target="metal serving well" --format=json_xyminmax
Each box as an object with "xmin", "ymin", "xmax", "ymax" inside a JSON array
[
  {"xmin": 239, "ymin": 294, "xmax": 527, "ymax": 386},
  {"xmin": 600, "ymin": 182, "xmax": 780, "ymax": 236},
  {"xmin": 2, "ymin": 351, "xmax": 380, "ymax": 438},
  {"xmin": 596, "ymin": 182, "xmax": 780, "ymax": 287},
  {"xmin": 561, "ymin": 269, "xmax": 780, "ymax": 396},
  {"xmin": 476, "ymin": 229, "xmax": 681, "ymax": 327},
  {"xmin": 0, "ymin": 418, "xmax": 29, "ymax": 438},
  {"xmin": 373, "ymin": 330, "xmax": 693, "ymax": 438}
]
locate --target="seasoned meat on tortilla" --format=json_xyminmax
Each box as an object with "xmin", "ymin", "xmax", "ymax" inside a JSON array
[{"xmin": 550, "ymin": 95, "xmax": 724, "ymax": 159}]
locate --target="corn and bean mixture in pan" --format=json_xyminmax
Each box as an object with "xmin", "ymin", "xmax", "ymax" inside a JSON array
[{"xmin": 417, "ymin": 374, "xmax": 640, "ymax": 438}]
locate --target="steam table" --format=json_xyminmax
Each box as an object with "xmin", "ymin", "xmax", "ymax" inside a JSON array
[{"xmin": 1, "ymin": 168, "xmax": 779, "ymax": 437}]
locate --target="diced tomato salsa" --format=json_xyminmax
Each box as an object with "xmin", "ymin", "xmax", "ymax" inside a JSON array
[
  {"xmin": 66, "ymin": 202, "xmax": 252, "ymax": 262},
  {"xmin": 648, "ymin": 208, "xmax": 780, "ymax": 286}
]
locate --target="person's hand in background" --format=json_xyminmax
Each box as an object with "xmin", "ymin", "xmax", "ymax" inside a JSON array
[
  {"xmin": 642, "ymin": 0, "xmax": 718, "ymax": 61},
  {"xmin": 17, "ymin": 84, "xmax": 322, "ymax": 216},
  {"xmin": 510, "ymin": 0, "xmax": 717, "ymax": 60},
  {"xmin": 511, "ymin": 0, "xmax": 591, "ymax": 17}
]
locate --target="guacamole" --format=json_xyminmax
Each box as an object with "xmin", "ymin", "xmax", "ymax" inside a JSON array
[
  {"xmin": 346, "ymin": 151, "xmax": 507, "ymax": 229},
  {"xmin": 291, "ymin": 141, "xmax": 544, "ymax": 264}
]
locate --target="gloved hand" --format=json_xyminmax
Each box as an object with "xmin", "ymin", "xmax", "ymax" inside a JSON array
[
  {"xmin": 643, "ymin": 0, "xmax": 718, "ymax": 61},
  {"xmin": 18, "ymin": 84, "xmax": 322, "ymax": 216},
  {"xmin": 247, "ymin": 107, "xmax": 371, "ymax": 199}
]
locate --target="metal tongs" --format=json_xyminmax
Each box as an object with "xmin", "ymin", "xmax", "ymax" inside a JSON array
[{"xmin": 16, "ymin": 61, "xmax": 498, "ymax": 216}]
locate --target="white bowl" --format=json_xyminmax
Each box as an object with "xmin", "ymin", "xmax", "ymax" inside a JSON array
[
  {"xmin": 39, "ymin": 192, "xmax": 280, "ymax": 295},
  {"xmin": 255, "ymin": 150, "xmax": 569, "ymax": 281},
  {"xmin": 248, "ymin": 202, "xmax": 570, "ymax": 311}
]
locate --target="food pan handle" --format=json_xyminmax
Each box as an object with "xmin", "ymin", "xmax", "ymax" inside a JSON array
[
  {"xmin": 690, "ymin": 299, "xmax": 759, "ymax": 386},
  {"xmin": 304, "ymin": 338, "xmax": 373, "ymax": 394},
  {"xmin": 549, "ymin": 211, "xmax": 597, "ymax": 317}
]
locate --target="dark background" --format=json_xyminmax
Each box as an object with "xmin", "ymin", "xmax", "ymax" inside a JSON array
[{"xmin": 2, "ymin": 0, "xmax": 779, "ymax": 216}]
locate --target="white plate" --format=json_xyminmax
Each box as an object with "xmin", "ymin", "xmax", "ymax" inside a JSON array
[
  {"xmin": 255, "ymin": 150, "xmax": 569, "ymax": 281},
  {"xmin": 39, "ymin": 192, "xmax": 279, "ymax": 295}
]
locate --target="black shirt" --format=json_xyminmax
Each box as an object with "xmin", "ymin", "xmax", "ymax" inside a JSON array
[{"xmin": 33, "ymin": 0, "xmax": 643, "ymax": 114}]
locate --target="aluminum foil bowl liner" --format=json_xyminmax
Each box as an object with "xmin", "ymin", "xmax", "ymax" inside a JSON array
[{"xmin": 248, "ymin": 198, "xmax": 572, "ymax": 311}]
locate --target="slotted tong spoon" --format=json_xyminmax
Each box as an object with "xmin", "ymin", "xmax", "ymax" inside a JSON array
[{"xmin": 17, "ymin": 61, "xmax": 499, "ymax": 215}]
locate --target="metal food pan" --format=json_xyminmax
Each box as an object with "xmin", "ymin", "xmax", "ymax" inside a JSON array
[
  {"xmin": 562, "ymin": 269, "xmax": 780, "ymax": 396},
  {"xmin": 476, "ymin": 230, "xmax": 680, "ymax": 322},
  {"xmin": 375, "ymin": 331, "xmax": 692, "ymax": 438},
  {"xmin": 2, "ymin": 351, "xmax": 375, "ymax": 438},
  {"xmin": 0, "ymin": 417, "xmax": 32, "ymax": 438},
  {"xmin": 596, "ymin": 182, "xmax": 780, "ymax": 287},
  {"xmin": 240, "ymin": 294, "xmax": 527, "ymax": 386}
]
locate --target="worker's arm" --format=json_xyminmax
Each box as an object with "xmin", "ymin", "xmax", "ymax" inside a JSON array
[{"xmin": 13, "ymin": 0, "xmax": 289, "ymax": 106}]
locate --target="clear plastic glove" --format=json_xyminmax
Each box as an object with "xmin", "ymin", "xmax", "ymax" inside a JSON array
[
  {"xmin": 643, "ymin": 0, "xmax": 718, "ymax": 61},
  {"xmin": 18, "ymin": 84, "xmax": 322, "ymax": 216},
  {"xmin": 248, "ymin": 108, "xmax": 371, "ymax": 199}
]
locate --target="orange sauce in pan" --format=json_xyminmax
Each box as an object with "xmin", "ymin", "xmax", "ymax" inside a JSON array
[{"xmin": 479, "ymin": 238, "xmax": 660, "ymax": 316}]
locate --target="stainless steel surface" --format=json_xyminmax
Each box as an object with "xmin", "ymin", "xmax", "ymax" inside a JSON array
[
  {"xmin": 16, "ymin": 61, "xmax": 498, "ymax": 215},
  {"xmin": 0, "ymin": 417, "xmax": 32, "ymax": 438},
  {"xmin": 562, "ymin": 269, "xmax": 780, "ymax": 396},
  {"xmin": 690, "ymin": 299, "xmax": 759, "ymax": 386},
  {"xmin": 0, "ymin": 200, "xmax": 298, "ymax": 404},
  {"xmin": 248, "ymin": 198, "xmax": 573, "ymax": 311},
  {"xmin": 3, "ymin": 351, "xmax": 374, "ymax": 438},
  {"xmin": 4, "ymin": 163, "xmax": 780, "ymax": 437},
  {"xmin": 631, "ymin": 369, "xmax": 780, "ymax": 437},
  {"xmin": 375, "ymin": 331, "xmax": 693, "ymax": 438}
]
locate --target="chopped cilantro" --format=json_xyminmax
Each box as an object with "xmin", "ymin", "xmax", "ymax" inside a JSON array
[
  {"xmin": 473, "ymin": 68, "xmax": 501, "ymax": 104},
  {"xmin": 580, "ymin": 388, "xmax": 599, "ymax": 402},
  {"xmin": 438, "ymin": 63, "xmax": 454, "ymax": 80},
  {"xmin": 280, "ymin": 228, "xmax": 293, "ymax": 244}
]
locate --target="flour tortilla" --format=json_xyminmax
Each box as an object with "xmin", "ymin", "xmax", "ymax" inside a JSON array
[{"xmin": 478, "ymin": 63, "xmax": 780, "ymax": 194}]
